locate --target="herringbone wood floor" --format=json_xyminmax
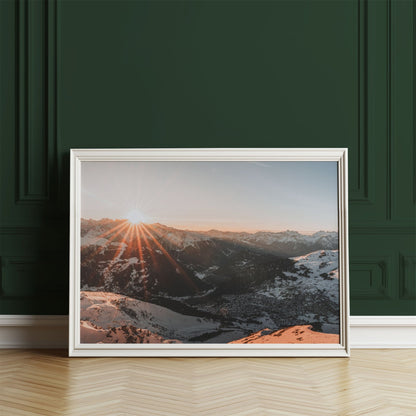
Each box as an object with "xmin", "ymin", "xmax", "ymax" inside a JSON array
[{"xmin": 0, "ymin": 350, "xmax": 415, "ymax": 415}]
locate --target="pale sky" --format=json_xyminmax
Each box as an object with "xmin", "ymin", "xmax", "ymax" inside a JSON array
[{"xmin": 81, "ymin": 161, "xmax": 338, "ymax": 233}]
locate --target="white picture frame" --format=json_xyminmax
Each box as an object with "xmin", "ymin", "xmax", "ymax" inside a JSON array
[{"xmin": 69, "ymin": 148, "xmax": 349, "ymax": 357}]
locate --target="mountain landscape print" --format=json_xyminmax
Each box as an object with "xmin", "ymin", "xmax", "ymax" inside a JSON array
[{"xmin": 80, "ymin": 160, "xmax": 340, "ymax": 344}]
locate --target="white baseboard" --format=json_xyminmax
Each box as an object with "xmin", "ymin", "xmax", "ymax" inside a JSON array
[
  {"xmin": 349, "ymin": 316, "xmax": 416, "ymax": 348},
  {"xmin": 0, "ymin": 315, "xmax": 415, "ymax": 349},
  {"xmin": 0, "ymin": 315, "xmax": 69, "ymax": 348}
]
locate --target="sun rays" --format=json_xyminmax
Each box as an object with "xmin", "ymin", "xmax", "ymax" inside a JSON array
[
  {"xmin": 82, "ymin": 219, "xmax": 198, "ymax": 295},
  {"xmin": 140, "ymin": 224, "xmax": 197, "ymax": 289}
]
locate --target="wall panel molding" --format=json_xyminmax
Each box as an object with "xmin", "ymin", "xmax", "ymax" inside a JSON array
[
  {"xmin": 399, "ymin": 254, "xmax": 416, "ymax": 300},
  {"xmin": 16, "ymin": 0, "xmax": 57, "ymax": 204},
  {"xmin": 0, "ymin": 256, "xmax": 39, "ymax": 298},
  {"xmin": 389, "ymin": 0, "xmax": 415, "ymax": 223},
  {"xmin": 351, "ymin": 0, "xmax": 371, "ymax": 203},
  {"xmin": 350, "ymin": 256, "xmax": 392, "ymax": 301},
  {"xmin": 414, "ymin": 0, "xmax": 416, "ymax": 207},
  {"xmin": 350, "ymin": 0, "xmax": 415, "ymax": 233},
  {"xmin": 386, "ymin": 0, "xmax": 393, "ymax": 220}
]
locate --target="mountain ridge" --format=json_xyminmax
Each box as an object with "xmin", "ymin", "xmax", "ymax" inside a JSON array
[{"xmin": 81, "ymin": 218, "xmax": 338, "ymax": 256}]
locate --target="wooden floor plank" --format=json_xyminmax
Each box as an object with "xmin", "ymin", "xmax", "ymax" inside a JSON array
[{"xmin": 0, "ymin": 349, "xmax": 415, "ymax": 415}]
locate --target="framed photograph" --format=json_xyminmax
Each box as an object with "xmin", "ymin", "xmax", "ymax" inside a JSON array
[{"xmin": 69, "ymin": 148, "xmax": 349, "ymax": 357}]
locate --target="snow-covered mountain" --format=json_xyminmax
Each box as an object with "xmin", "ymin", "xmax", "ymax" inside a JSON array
[
  {"xmin": 260, "ymin": 250, "xmax": 339, "ymax": 299},
  {"xmin": 81, "ymin": 291, "xmax": 219, "ymax": 342},
  {"xmin": 256, "ymin": 250, "xmax": 339, "ymax": 334},
  {"xmin": 81, "ymin": 219, "xmax": 293, "ymax": 299},
  {"xmin": 292, "ymin": 250, "xmax": 339, "ymax": 280},
  {"xmin": 205, "ymin": 229, "xmax": 338, "ymax": 257},
  {"xmin": 80, "ymin": 219, "xmax": 340, "ymax": 343}
]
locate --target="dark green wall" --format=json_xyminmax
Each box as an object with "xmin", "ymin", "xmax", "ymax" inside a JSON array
[{"xmin": 0, "ymin": 0, "xmax": 414, "ymax": 315}]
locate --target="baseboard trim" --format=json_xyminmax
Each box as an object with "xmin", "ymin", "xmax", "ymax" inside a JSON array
[
  {"xmin": 0, "ymin": 315, "xmax": 68, "ymax": 348},
  {"xmin": 0, "ymin": 315, "xmax": 415, "ymax": 349},
  {"xmin": 349, "ymin": 316, "xmax": 416, "ymax": 348}
]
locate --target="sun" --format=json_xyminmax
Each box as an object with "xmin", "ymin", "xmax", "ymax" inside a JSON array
[{"xmin": 126, "ymin": 209, "xmax": 147, "ymax": 225}]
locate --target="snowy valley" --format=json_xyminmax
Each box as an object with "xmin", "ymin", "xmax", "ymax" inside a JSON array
[{"xmin": 80, "ymin": 219, "xmax": 340, "ymax": 344}]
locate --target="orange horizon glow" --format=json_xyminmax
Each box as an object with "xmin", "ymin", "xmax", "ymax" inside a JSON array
[
  {"xmin": 163, "ymin": 224, "xmax": 335, "ymax": 235},
  {"xmin": 83, "ymin": 217, "xmax": 336, "ymax": 235}
]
